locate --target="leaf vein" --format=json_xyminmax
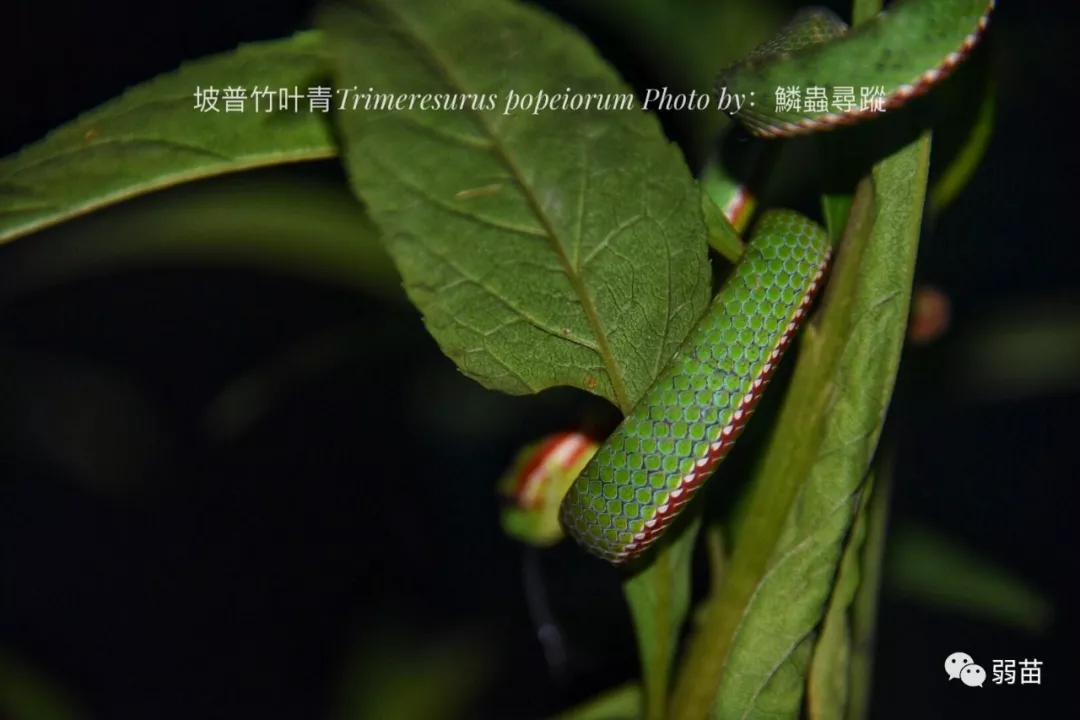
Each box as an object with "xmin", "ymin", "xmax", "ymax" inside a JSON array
[{"xmin": 372, "ymin": 0, "xmax": 632, "ymax": 409}]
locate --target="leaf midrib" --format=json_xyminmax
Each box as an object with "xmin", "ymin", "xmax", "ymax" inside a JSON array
[{"xmin": 374, "ymin": 0, "xmax": 634, "ymax": 411}]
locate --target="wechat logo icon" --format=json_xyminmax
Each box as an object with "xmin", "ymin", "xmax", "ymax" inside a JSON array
[{"xmin": 945, "ymin": 652, "xmax": 986, "ymax": 687}]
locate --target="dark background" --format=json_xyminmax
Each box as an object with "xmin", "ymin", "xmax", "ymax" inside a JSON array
[{"xmin": 1, "ymin": 1, "xmax": 1075, "ymax": 718}]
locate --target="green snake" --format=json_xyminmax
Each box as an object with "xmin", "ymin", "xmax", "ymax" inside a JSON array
[{"xmin": 501, "ymin": 0, "xmax": 996, "ymax": 565}]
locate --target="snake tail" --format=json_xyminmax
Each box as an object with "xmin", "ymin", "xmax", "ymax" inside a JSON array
[{"xmin": 559, "ymin": 212, "xmax": 831, "ymax": 565}]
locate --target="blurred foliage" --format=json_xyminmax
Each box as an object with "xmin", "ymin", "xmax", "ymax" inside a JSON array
[
  {"xmin": 332, "ymin": 623, "xmax": 494, "ymax": 720},
  {"xmin": 0, "ymin": 651, "xmax": 86, "ymax": 720},
  {"xmin": 885, "ymin": 522, "xmax": 1053, "ymax": 634},
  {"xmin": 0, "ymin": 0, "xmax": 1068, "ymax": 719}
]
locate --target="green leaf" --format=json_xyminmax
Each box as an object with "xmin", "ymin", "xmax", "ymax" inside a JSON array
[
  {"xmin": 852, "ymin": 0, "xmax": 883, "ymax": 25},
  {"xmin": 0, "ymin": 174, "xmax": 397, "ymax": 300},
  {"xmin": 552, "ymin": 683, "xmax": 641, "ymax": 720},
  {"xmin": 623, "ymin": 514, "xmax": 702, "ymax": 720},
  {"xmin": 708, "ymin": 132, "xmax": 927, "ymax": 719},
  {"xmin": 0, "ymin": 31, "xmax": 336, "ymax": 245},
  {"xmin": 846, "ymin": 451, "xmax": 893, "ymax": 720},
  {"xmin": 820, "ymin": 194, "xmax": 852, "ymax": 246},
  {"xmin": 319, "ymin": 0, "xmax": 711, "ymax": 412},
  {"xmin": 929, "ymin": 62, "xmax": 997, "ymax": 215},
  {"xmin": 665, "ymin": 1, "xmax": 939, "ymax": 713},
  {"xmin": 805, "ymin": 474, "xmax": 876, "ymax": 720},
  {"xmin": 884, "ymin": 522, "xmax": 1053, "ymax": 633},
  {"xmin": 670, "ymin": 116, "xmax": 931, "ymax": 720},
  {"xmin": 700, "ymin": 184, "xmax": 745, "ymax": 265}
]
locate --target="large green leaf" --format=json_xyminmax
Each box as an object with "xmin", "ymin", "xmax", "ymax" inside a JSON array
[
  {"xmin": 721, "ymin": 128, "xmax": 926, "ymax": 716},
  {"xmin": 671, "ymin": 132, "xmax": 927, "ymax": 719},
  {"xmin": 703, "ymin": 131, "xmax": 926, "ymax": 717},
  {"xmin": 321, "ymin": 1, "xmax": 712, "ymax": 711},
  {"xmin": 668, "ymin": 0, "xmax": 945, "ymax": 707},
  {"xmin": 320, "ymin": 0, "xmax": 711, "ymax": 412},
  {"xmin": 0, "ymin": 31, "xmax": 336, "ymax": 245},
  {"xmin": 663, "ymin": 0, "xmax": 954, "ymax": 712}
]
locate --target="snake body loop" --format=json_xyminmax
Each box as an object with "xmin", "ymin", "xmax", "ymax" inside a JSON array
[
  {"xmin": 560, "ymin": 213, "xmax": 830, "ymax": 564},
  {"xmin": 557, "ymin": 0, "xmax": 996, "ymax": 565}
]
